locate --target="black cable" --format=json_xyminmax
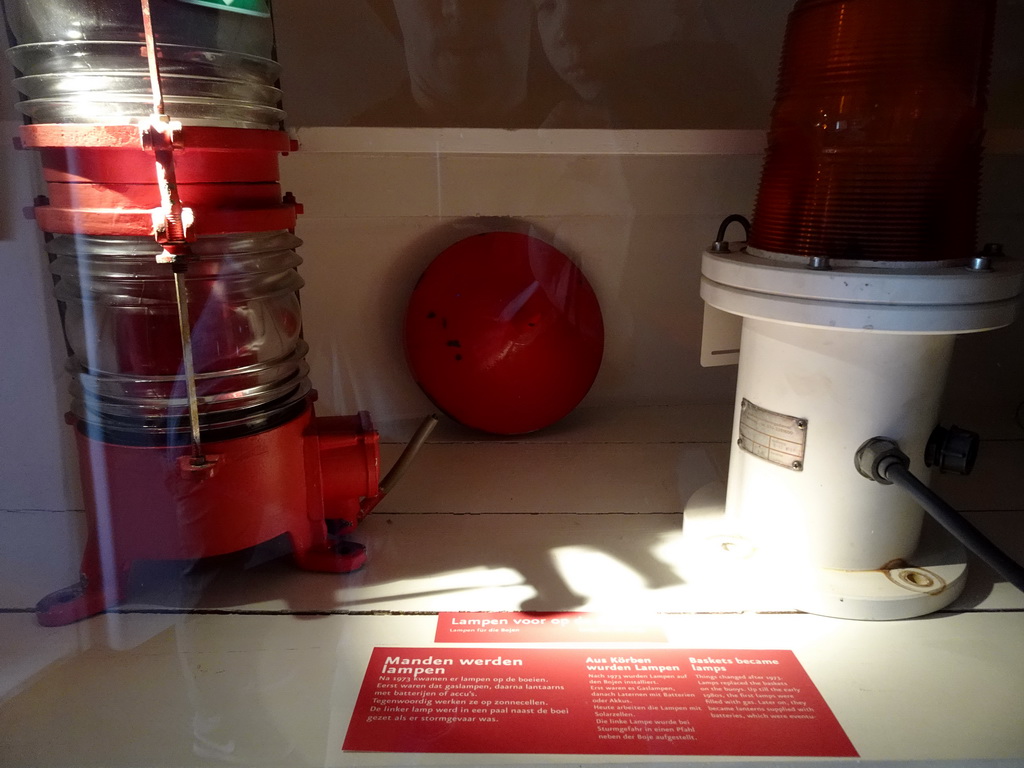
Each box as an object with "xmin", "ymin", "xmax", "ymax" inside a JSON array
[
  {"xmin": 882, "ymin": 462, "xmax": 1024, "ymax": 594},
  {"xmin": 715, "ymin": 214, "xmax": 751, "ymax": 244}
]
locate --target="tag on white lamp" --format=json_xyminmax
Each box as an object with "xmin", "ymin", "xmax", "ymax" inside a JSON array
[{"xmin": 700, "ymin": 304, "xmax": 741, "ymax": 367}]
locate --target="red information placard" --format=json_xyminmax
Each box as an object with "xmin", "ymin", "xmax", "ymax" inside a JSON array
[
  {"xmin": 435, "ymin": 612, "xmax": 667, "ymax": 643},
  {"xmin": 343, "ymin": 647, "xmax": 858, "ymax": 757}
]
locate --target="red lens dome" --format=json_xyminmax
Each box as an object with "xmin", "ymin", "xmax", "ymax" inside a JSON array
[{"xmin": 404, "ymin": 232, "xmax": 604, "ymax": 435}]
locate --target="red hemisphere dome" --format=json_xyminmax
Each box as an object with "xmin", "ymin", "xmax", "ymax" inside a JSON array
[{"xmin": 404, "ymin": 232, "xmax": 604, "ymax": 435}]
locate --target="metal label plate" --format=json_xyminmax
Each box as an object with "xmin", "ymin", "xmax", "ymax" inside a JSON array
[{"xmin": 737, "ymin": 398, "xmax": 807, "ymax": 471}]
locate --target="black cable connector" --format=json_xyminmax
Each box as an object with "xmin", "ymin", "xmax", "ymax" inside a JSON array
[
  {"xmin": 710, "ymin": 214, "xmax": 751, "ymax": 253},
  {"xmin": 925, "ymin": 424, "xmax": 979, "ymax": 475},
  {"xmin": 855, "ymin": 437, "xmax": 1024, "ymax": 594}
]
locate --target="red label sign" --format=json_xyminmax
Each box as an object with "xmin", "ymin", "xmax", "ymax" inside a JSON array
[
  {"xmin": 343, "ymin": 647, "xmax": 857, "ymax": 757},
  {"xmin": 435, "ymin": 612, "xmax": 667, "ymax": 643}
]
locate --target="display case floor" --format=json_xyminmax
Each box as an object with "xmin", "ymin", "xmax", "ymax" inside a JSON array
[{"xmin": 1, "ymin": 405, "xmax": 1022, "ymax": 767}]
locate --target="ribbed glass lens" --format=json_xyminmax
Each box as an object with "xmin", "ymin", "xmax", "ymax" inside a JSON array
[
  {"xmin": 749, "ymin": 0, "xmax": 996, "ymax": 263},
  {"xmin": 50, "ymin": 231, "xmax": 311, "ymax": 436},
  {"xmin": 4, "ymin": 0, "xmax": 281, "ymax": 128}
]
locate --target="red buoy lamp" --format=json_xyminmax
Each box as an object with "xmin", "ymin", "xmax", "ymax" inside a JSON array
[{"xmin": 404, "ymin": 232, "xmax": 604, "ymax": 434}]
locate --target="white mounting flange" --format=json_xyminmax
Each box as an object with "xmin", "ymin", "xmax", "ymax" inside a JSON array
[{"xmin": 701, "ymin": 246, "xmax": 1024, "ymax": 334}]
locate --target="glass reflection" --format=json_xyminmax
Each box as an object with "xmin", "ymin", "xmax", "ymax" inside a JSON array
[
  {"xmin": 392, "ymin": 0, "xmax": 532, "ymax": 125},
  {"xmin": 536, "ymin": 0, "xmax": 678, "ymax": 102},
  {"xmin": 352, "ymin": 0, "xmax": 766, "ymax": 128},
  {"xmin": 535, "ymin": 0, "xmax": 759, "ymax": 128}
]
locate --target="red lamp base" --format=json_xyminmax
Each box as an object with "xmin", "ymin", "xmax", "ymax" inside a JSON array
[{"xmin": 36, "ymin": 398, "xmax": 380, "ymax": 626}]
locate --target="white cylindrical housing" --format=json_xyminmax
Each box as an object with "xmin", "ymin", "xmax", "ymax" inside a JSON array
[
  {"xmin": 725, "ymin": 318, "xmax": 954, "ymax": 571},
  {"xmin": 700, "ymin": 247, "xmax": 1024, "ymax": 618}
]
